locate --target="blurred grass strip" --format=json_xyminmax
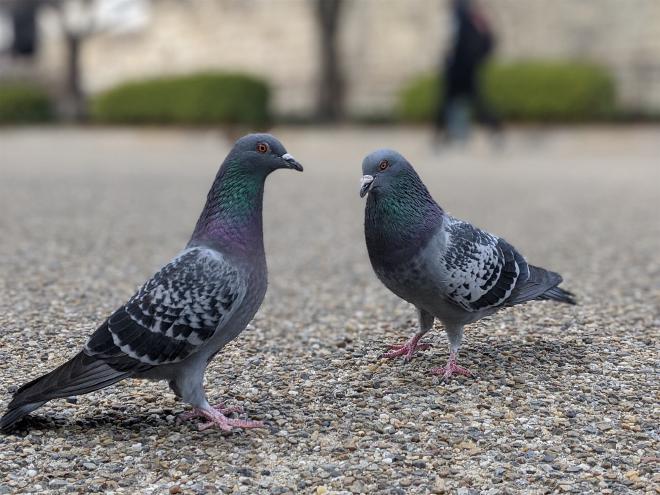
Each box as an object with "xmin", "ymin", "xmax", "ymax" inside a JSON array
[{"xmin": 91, "ymin": 72, "xmax": 270, "ymax": 126}]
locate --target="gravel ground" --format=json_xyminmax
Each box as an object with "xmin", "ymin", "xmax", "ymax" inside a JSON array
[{"xmin": 0, "ymin": 126, "xmax": 658, "ymax": 494}]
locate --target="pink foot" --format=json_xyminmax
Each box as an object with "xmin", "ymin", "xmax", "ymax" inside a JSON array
[
  {"xmin": 430, "ymin": 354, "xmax": 474, "ymax": 380},
  {"xmin": 380, "ymin": 335, "xmax": 432, "ymax": 362},
  {"xmin": 178, "ymin": 402, "xmax": 243, "ymax": 421},
  {"xmin": 178, "ymin": 403, "xmax": 264, "ymax": 432}
]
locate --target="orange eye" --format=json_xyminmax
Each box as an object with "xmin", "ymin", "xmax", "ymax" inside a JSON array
[
  {"xmin": 256, "ymin": 142, "xmax": 269, "ymax": 154},
  {"xmin": 379, "ymin": 160, "xmax": 389, "ymax": 171}
]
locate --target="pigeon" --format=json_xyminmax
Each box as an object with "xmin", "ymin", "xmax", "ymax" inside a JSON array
[
  {"xmin": 360, "ymin": 149, "xmax": 575, "ymax": 380},
  {"xmin": 1, "ymin": 133, "xmax": 303, "ymax": 432}
]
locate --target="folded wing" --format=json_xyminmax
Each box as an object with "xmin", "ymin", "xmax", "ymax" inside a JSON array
[
  {"xmin": 441, "ymin": 219, "xmax": 530, "ymax": 312},
  {"xmin": 85, "ymin": 246, "xmax": 246, "ymax": 369}
]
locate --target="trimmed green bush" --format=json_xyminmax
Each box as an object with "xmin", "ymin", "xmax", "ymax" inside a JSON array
[
  {"xmin": 484, "ymin": 61, "xmax": 616, "ymax": 121},
  {"xmin": 398, "ymin": 61, "xmax": 616, "ymax": 122},
  {"xmin": 91, "ymin": 73, "xmax": 270, "ymax": 125},
  {"xmin": 0, "ymin": 84, "xmax": 52, "ymax": 123},
  {"xmin": 397, "ymin": 74, "xmax": 443, "ymax": 123}
]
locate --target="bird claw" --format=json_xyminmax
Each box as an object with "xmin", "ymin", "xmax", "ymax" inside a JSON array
[
  {"xmin": 177, "ymin": 402, "xmax": 241, "ymax": 423},
  {"xmin": 198, "ymin": 416, "xmax": 264, "ymax": 432},
  {"xmin": 380, "ymin": 339, "xmax": 432, "ymax": 361},
  {"xmin": 212, "ymin": 403, "xmax": 243, "ymax": 415},
  {"xmin": 387, "ymin": 342, "xmax": 432, "ymax": 351},
  {"xmin": 429, "ymin": 360, "xmax": 474, "ymax": 381},
  {"xmin": 178, "ymin": 403, "xmax": 264, "ymax": 432}
]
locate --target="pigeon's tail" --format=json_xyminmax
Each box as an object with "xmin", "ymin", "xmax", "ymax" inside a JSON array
[
  {"xmin": 508, "ymin": 265, "xmax": 576, "ymax": 306},
  {"xmin": 536, "ymin": 285, "xmax": 577, "ymax": 305},
  {"xmin": 1, "ymin": 352, "xmax": 129, "ymax": 432}
]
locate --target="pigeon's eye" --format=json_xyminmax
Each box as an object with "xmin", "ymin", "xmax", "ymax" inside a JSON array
[
  {"xmin": 256, "ymin": 142, "xmax": 269, "ymax": 154},
  {"xmin": 379, "ymin": 160, "xmax": 389, "ymax": 171}
]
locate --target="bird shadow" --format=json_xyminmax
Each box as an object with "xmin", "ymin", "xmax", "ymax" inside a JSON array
[
  {"xmin": 5, "ymin": 410, "xmax": 157, "ymax": 434},
  {"xmin": 364, "ymin": 333, "xmax": 590, "ymax": 385},
  {"xmin": 468, "ymin": 336, "xmax": 586, "ymax": 368},
  {"xmin": 5, "ymin": 407, "xmax": 266, "ymax": 438}
]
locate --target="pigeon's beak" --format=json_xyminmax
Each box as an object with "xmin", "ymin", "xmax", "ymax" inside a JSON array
[
  {"xmin": 281, "ymin": 153, "xmax": 303, "ymax": 172},
  {"xmin": 359, "ymin": 175, "xmax": 375, "ymax": 198}
]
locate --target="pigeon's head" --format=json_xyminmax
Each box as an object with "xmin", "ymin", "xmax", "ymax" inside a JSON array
[
  {"xmin": 359, "ymin": 149, "xmax": 414, "ymax": 198},
  {"xmin": 228, "ymin": 133, "xmax": 303, "ymax": 175}
]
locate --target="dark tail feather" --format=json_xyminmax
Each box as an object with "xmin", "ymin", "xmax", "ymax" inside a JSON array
[
  {"xmin": 537, "ymin": 286, "xmax": 577, "ymax": 305},
  {"xmin": 508, "ymin": 265, "xmax": 576, "ymax": 306},
  {"xmin": 0, "ymin": 401, "xmax": 47, "ymax": 431},
  {"xmin": 1, "ymin": 352, "xmax": 129, "ymax": 432}
]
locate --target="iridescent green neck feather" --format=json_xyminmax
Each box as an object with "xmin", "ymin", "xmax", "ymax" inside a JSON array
[
  {"xmin": 365, "ymin": 170, "xmax": 443, "ymax": 265},
  {"xmin": 190, "ymin": 161, "xmax": 267, "ymax": 253}
]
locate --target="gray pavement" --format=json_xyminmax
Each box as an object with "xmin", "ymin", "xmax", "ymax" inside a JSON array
[{"xmin": 0, "ymin": 126, "xmax": 658, "ymax": 493}]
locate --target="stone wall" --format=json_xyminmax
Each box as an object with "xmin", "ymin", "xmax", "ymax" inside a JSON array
[{"xmin": 24, "ymin": 0, "xmax": 660, "ymax": 115}]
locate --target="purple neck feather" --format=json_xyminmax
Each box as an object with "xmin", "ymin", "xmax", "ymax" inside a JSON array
[{"xmin": 189, "ymin": 162, "xmax": 266, "ymax": 254}]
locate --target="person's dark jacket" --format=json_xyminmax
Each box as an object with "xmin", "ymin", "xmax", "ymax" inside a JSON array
[{"xmin": 445, "ymin": 1, "xmax": 495, "ymax": 93}]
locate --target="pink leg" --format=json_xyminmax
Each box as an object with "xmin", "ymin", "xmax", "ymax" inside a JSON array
[
  {"xmin": 429, "ymin": 352, "xmax": 474, "ymax": 380},
  {"xmin": 177, "ymin": 402, "xmax": 242, "ymax": 422},
  {"xmin": 380, "ymin": 333, "xmax": 432, "ymax": 362},
  {"xmin": 178, "ymin": 403, "xmax": 264, "ymax": 431}
]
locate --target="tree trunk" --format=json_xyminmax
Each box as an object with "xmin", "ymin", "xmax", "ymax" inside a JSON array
[
  {"xmin": 64, "ymin": 31, "xmax": 85, "ymax": 120},
  {"xmin": 315, "ymin": 0, "xmax": 344, "ymax": 122}
]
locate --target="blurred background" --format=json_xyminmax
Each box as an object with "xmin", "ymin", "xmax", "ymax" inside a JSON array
[{"xmin": 0, "ymin": 0, "xmax": 659, "ymax": 127}]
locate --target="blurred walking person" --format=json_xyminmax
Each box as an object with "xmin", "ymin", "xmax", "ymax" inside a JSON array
[{"xmin": 435, "ymin": 0, "xmax": 501, "ymax": 146}]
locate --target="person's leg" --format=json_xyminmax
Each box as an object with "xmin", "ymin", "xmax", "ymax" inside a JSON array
[
  {"xmin": 433, "ymin": 75, "xmax": 453, "ymax": 145},
  {"xmin": 471, "ymin": 68, "xmax": 501, "ymax": 132}
]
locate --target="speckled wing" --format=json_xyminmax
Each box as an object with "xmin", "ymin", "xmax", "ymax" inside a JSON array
[
  {"xmin": 440, "ymin": 219, "xmax": 529, "ymax": 312},
  {"xmin": 84, "ymin": 247, "xmax": 246, "ymax": 369}
]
